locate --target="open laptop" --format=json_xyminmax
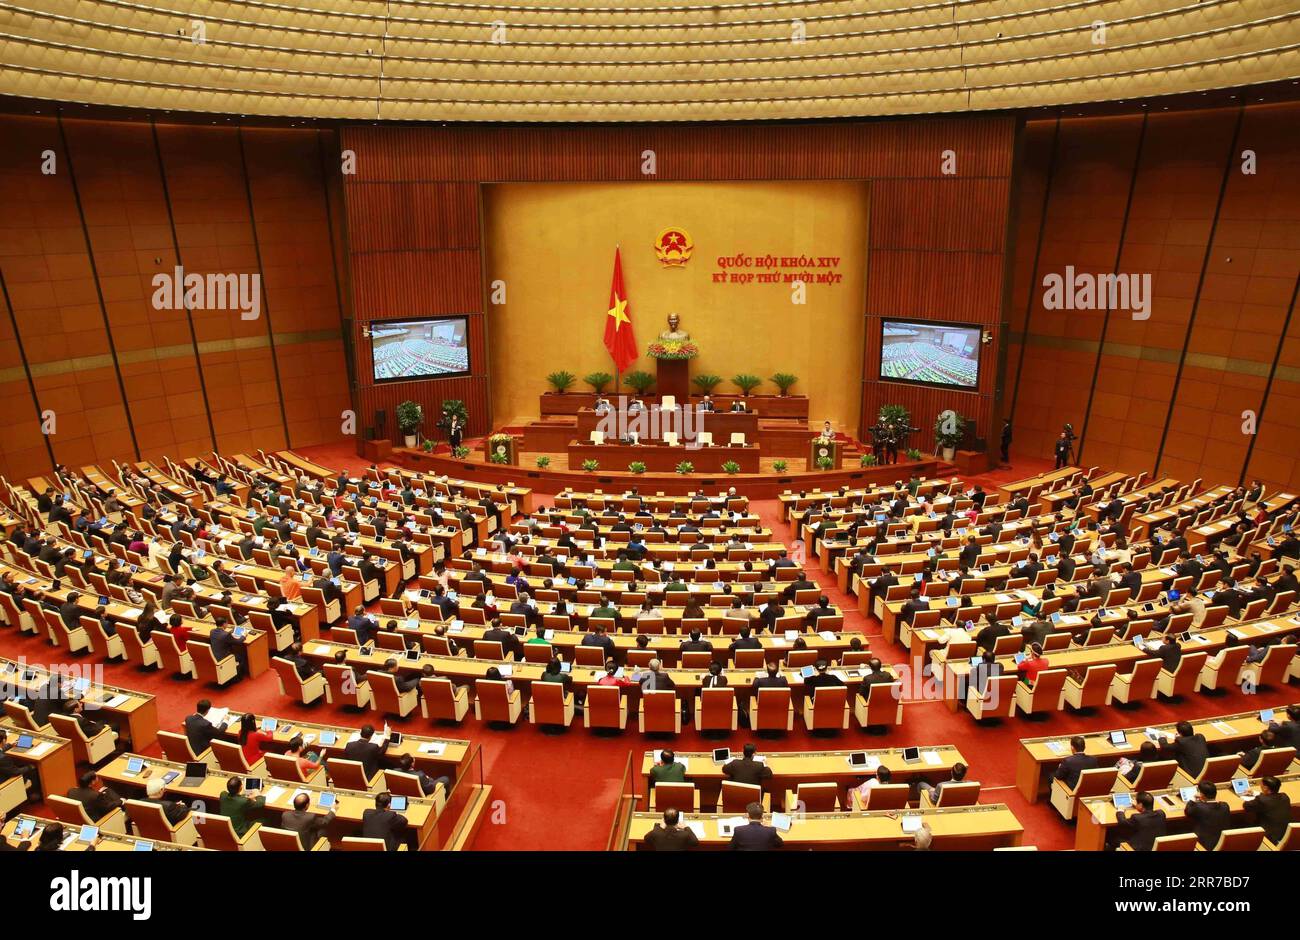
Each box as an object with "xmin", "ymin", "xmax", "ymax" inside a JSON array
[{"xmin": 181, "ymin": 761, "xmax": 208, "ymax": 787}]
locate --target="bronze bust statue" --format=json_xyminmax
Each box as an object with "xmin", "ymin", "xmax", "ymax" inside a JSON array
[{"xmin": 658, "ymin": 313, "xmax": 690, "ymax": 341}]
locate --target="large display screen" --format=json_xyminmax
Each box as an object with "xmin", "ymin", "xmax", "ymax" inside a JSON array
[
  {"xmin": 371, "ymin": 316, "xmax": 470, "ymax": 382},
  {"xmin": 879, "ymin": 318, "xmax": 980, "ymax": 390}
]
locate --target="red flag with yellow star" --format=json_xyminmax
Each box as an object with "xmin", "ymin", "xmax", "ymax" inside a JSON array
[{"xmin": 603, "ymin": 247, "xmax": 638, "ymax": 374}]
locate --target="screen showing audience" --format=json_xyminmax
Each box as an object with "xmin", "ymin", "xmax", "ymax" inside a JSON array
[
  {"xmin": 879, "ymin": 319, "xmax": 980, "ymax": 390},
  {"xmin": 371, "ymin": 316, "xmax": 471, "ymax": 381}
]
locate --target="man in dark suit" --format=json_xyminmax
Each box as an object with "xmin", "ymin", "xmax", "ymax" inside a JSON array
[
  {"xmin": 66, "ymin": 771, "xmax": 123, "ymax": 822},
  {"xmin": 343, "ymin": 724, "xmax": 391, "ymax": 781},
  {"xmin": 58, "ymin": 592, "xmax": 83, "ymax": 632},
  {"xmin": 679, "ymin": 630, "xmax": 713, "ymax": 654},
  {"xmin": 728, "ymin": 628, "xmax": 763, "ymax": 657},
  {"xmin": 723, "ymin": 743, "xmax": 774, "ymax": 787},
  {"xmin": 803, "ymin": 660, "xmax": 844, "ymax": 697},
  {"xmin": 729, "ymin": 802, "xmax": 782, "ymax": 851},
  {"xmin": 482, "ymin": 619, "xmax": 524, "ymax": 661},
  {"xmin": 867, "ymin": 567, "xmax": 899, "ymax": 609},
  {"xmin": 898, "ymin": 588, "xmax": 930, "ymax": 627},
  {"xmin": 1161, "ymin": 721, "xmax": 1210, "ymax": 777},
  {"xmin": 974, "ymin": 618, "xmax": 1010, "ymax": 655},
  {"xmin": 1155, "ymin": 634, "xmax": 1183, "ymax": 674},
  {"xmin": 643, "ymin": 808, "xmax": 700, "ymax": 851},
  {"xmin": 580, "ymin": 624, "xmax": 616, "ymax": 660},
  {"xmin": 1238, "ymin": 730, "xmax": 1276, "ymax": 773},
  {"xmin": 1053, "ymin": 736, "xmax": 1099, "ymax": 790},
  {"xmin": 1116, "ymin": 564, "xmax": 1142, "ymax": 598},
  {"xmin": 1268, "ymin": 704, "xmax": 1300, "ymax": 750},
  {"xmin": 958, "ymin": 538, "xmax": 981, "ymax": 570},
  {"xmin": 967, "ymin": 651, "xmax": 1002, "ymax": 699},
  {"xmin": 280, "ymin": 791, "xmax": 335, "ymax": 849},
  {"xmin": 1244, "ymin": 775, "xmax": 1292, "ymax": 845},
  {"xmin": 360, "ymin": 791, "xmax": 409, "ymax": 850},
  {"xmin": 347, "ymin": 606, "xmax": 379, "ymax": 646},
  {"xmin": 1184, "ymin": 781, "xmax": 1232, "ymax": 850},
  {"xmin": 144, "ymin": 778, "xmax": 190, "ymax": 825},
  {"xmin": 184, "ymin": 699, "xmax": 225, "ymax": 755},
  {"xmin": 207, "ymin": 618, "xmax": 248, "ymax": 674},
  {"xmin": 1115, "ymin": 791, "xmax": 1167, "ymax": 851}
]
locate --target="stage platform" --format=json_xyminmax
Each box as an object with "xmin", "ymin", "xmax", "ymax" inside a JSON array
[{"xmin": 390, "ymin": 443, "xmax": 946, "ymax": 498}]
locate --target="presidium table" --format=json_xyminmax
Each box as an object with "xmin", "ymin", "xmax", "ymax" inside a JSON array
[
  {"xmin": 567, "ymin": 440, "xmax": 761, "ymax": 473},
  {"xmin": 575, "ymin": 408, "xmax": 760, "ymax": 442}
]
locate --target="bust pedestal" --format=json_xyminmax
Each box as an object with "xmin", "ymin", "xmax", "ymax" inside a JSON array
[{"xmin": 655, "ymin": 358, "xmax": 690, "ymax": 401}]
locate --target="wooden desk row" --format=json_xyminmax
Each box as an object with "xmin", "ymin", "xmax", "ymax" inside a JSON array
[
  {"xmin": 626, "ymin": 804, "xmax": 1024, "ymax": 850},
  {"xmin": 1, "ymin": 655, "xmax": 158, "ymax": 750}
]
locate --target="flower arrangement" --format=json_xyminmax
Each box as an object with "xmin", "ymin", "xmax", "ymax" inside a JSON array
[
  {"xmin": 421, "ymin": 440, "xmax": 435, "ymax": 452},
  {"xmin": 906, "ymin": 448, "xmax": 922, "ymax": 460},
  {"xmin": 647, "ymin": 340, "xmax": 699, "ymax": 360},
  {"xmin": 722, "ymin": 461, "xmax": 741, "ymax": 475},
  {"xmin": 772, "ymin": 460, "xmax": 788, "ymax": 472},
  {"xmin": 451, "ymin": 445, "xmax": 470, "ymax": 459},
  {"xmin": 582, "ymin": 459, "xmax": 599, "ymax": 472},
  {"xmin": 489, "ymin": 453, "xmax": 509, "ymax": 465},
  {"xmin": 487, "ymin": 432, "xmax": 512, "ymax": 445},
  {"xmin": 675, "ymin": 461, "xmax": 694, "ymax": 475},
  {"xmin": 816, "ymin": 456, "xmax": 833, "ymax": 470},
  {"xmin": 535, "ymin": 456, "xmax": 551, "ymax": 469},
  {"xmin": 860, "ymin": 454, "xmax": 878, "ymax": 467},
  {"xmin": 628, "ymin": 461, "xmax": 647, "ymax": 474}
]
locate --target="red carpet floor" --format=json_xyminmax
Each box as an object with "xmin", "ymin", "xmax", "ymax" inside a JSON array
[{"xmin": 7, "ymin": 445, "xmax": 1294, "ymax": 851}]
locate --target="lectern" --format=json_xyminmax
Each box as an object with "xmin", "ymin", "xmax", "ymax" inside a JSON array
[
  {"xmin": 809, "ymin": 438, "xmax": 840, "ymax": 470},
  {"xmin": 655, "ymin": 358, "xmax": 690, "ymax": 400}
]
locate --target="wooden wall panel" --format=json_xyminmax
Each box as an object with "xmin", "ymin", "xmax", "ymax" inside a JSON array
[
  {"xmin": 1007, "ymin": 101, "xmax": 1300, "ymax": 494},
  {"xmin": 0, "ymin": 114, "xmax": 349, "ymax": 479}
]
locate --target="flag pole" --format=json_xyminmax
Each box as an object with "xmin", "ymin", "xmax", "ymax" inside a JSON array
[{"xmin": 614, "ymin": 242, "xmax": 621, "ymax": 397}]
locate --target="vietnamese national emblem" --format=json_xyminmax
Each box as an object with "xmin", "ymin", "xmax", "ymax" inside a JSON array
[{"xmin": 654, "ymin": 227, "xmax": 694, "ymax": 267}]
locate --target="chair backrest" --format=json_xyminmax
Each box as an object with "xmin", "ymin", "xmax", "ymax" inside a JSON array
[
  {"xmin": 863, "ymin": 680, "xmax": 902, "ymax": 726},
  {"xmin": 754, "ymin": 686, "xmax": 792, "ymax": 729},
  {"xmin": 1073, "ymin": 766, "xmax": 1119, "ymax": 798},
  {"xmin": 862, "ymin": 783, "xmax": 910, "ymax": 810},
  {"xmin": 1246, "ymin": 746, "xmax": 1297, "ymax": 778},
  {"xmin": 697, "ymin": 687, "xmax": 735, "ymax": 730},
  {"xmin": 530, "ymin": 681, "xmax": 570, "ymax": 722},
  {"xmin": 324, "ymin": 663, "xmax": 366, "ymax": 706},
  {"xmin": 264, "ymin": 751, "xmax": 310, "ymax": 783},
  {"xmin": 585, "ymin": 684, "xmax": 624, "ymax": 727},
  {"xmin": 1151, "ymin": 832, "xmax": 1200, "ymax": 851},
  {"xmin": 1167, "ymin": 651, "xmax": 1208, "ymax": 694},
  {"xmin": 1193, "ymin": 754, "xmax": 1243, "ymax": 784},
  {"xmin": 420, "ymin": 677, "xmax": 463, "ymax": 720},
  {"xmin": 651, "ymin": 782, "xmax": 695, "ymax": 814},
  {"xmin": 1210, "ymin": 826, "xmax": 1266, "ymax": 852},
  {"xmin": 337, "ymin": 837, "xmax": 390, "ymax": 851},
  {"xmin": 47, "ymin": 794, "xmax": 94, "ymax": 826},
  {"xmin": 48, "ymin": 712, "xmax": 92, "ymax": 744},
  {"xmin": 1203, "ymin": 645, "xmax": 1249, "ymax": 688},
  {"xmin": 810, "ymin": 684, "xmax": 847, "ymax": 727},
  {"xmin": 3, "ymin": 700, "xmax": 43, "ymax": 731},
  {"xmin": 933, "ymin": 781, "xmax": 981, "ymax": 807},
  {"xmin": 366, "ymin": 671, "xmax": 409, "ymax": 715},
  {"xmin": 123, "ymin": 799, "xmax": 179, "ymax": 840},
  {"xmin": 194, "ymin": 812, "xmax": 245, "ymax": 850},
  {"xmin": 259, "ymin": 825, "xmax": 314, "ymax": 851},
  {"xmin": 574, "ymin": 646, "xmax": 605, "ymax": 666},
  {"xmin": 1124, "ymin": 658, "xmax": 1163, "ymax": 697},
  {"xmin": 270, "ymin": 656, "xmax": 307, "ymax": 696},
  {"xmin": 1131, "ymin": 760, "xmax": 1179, "ymax": 791},
  {"xmin": 1254, "ymin": 644, "xmax": 1297, "ymax": 686},
  {"xmin": 473, "ymin": 639, "xmax": 505, "ymax": 660},
  {"xmin": 211, "ymin": 738, "xmax": 256, "ymax": 774},
  {"xmin": 720, "ymin": 780, "xmax": 761, "ymax": 813},
  {"xmin": 475, "ymin": 679, "xmax": 516, "ymax": 721},
  {"xmin": 1270, "ymin": 822, "xmax": 1300, "ymax": 850},
  {"xmin": 640, "ymin": 690, "xmax": 678, "ymax": 731},
  {"xmin": 327, "ymin": 757, "xmax": 376, "ymax": 789},
  {"xmin": 1024, "ymin": 669, "xmax": 1068, "ymax": 710},
  {"xmin": 522, "ymin": 642, "xmax": 553, "ymax": 664},
  {"xmin": 734, "ymin": 648, "xmax": 766, "ymax": 668},
  {"xmin": 382, "ymin": 769, "xmax": 427, "ymax": 798},
  {"xmin": 158, "ymin": 730, "xmax": 202, "ymax": 762},
  {"xmin": 793, "ymin": 782, "xmax": 838, "ymax": 812},
  {"xmin": 1076, "ymin": 663, "xmax": 1118, "ymax": 704}
]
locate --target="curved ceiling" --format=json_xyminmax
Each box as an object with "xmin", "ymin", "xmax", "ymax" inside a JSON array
[{"xmin": 2, "ymin": 0, "xmax": 1299, "ymax": 121}]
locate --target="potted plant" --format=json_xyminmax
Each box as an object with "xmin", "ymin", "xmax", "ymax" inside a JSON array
[
  {"xmin": 771, "ymin": 373, "xmax": 798, "ymax": 396},
  {"xmin": 628, "ymin": 461, "xmax": 647, "ymax": 474},
  {"xmin": 421, "ymin": 439, "xmax": 434, "ymax": 453},
  {"xmin": 451, "ymin": 445, "xmax": 470, "ymax": 459},
  {"xmin": 772, "ymin": 459, "xmax": 788, "ymax": 473},
  {"xmin": 732, "ymin": 373, "xmax": 762, "ymax": 396},
  {"xmin": 535, "ymin": 456, "xmax": 551, "ymax": 469},
  {"xmin": 860, "ymin": 453, "xmax": 878, "ymax": 467},
  {"xmin": 816, "ymin": 455, "xmax": 833, "ymax": 470},
  {"xmin": 675, "ymin": 460, "xmax": 694, "ymax": 475},
  {"xmin": 546, "ymin": 370, "xmax": 575, "ymax": 394},
  {"xmin": 623, "ymin": 370, "xmax": 655, "ymax": 396},
  {"xmin": 721, "ymin": 460, "xmax": 741, "ymax": 475},
  {"xmin": 933, "ymin": 411, "xmax": 967, "ymax": 462},
  {"xmin": 906, "ymin": 448, "xmax": 922, "ymax": 461},
  {"xmin": 583, "ymin": 371, "xmax": 613, "ymax": 394},
  {"xmin": 691, "ymin": 374, "xmax": 722, "ymax": 396},
  {"xmin": 395, "ymin": 400, "xmax": 423, "ymax": 448},
  {"xmin": 877, "ymin": 404, "xmax": 911, "ymax": 429},
  {"xmin": 582, "ymin": 459, "xmax": 599, "ymax": 472},
  {"xmin": 436, "ymin": 399, "xmax": 469, "ymax": 439}
]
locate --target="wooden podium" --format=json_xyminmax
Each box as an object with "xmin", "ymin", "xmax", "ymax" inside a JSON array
[
  {"xmin": 809, "ymin": 438, "xmax": 840, "ymax": 470},
  {"xmin": 655, "ymin": 358, "xmax": 691, "ymax": 400}
]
